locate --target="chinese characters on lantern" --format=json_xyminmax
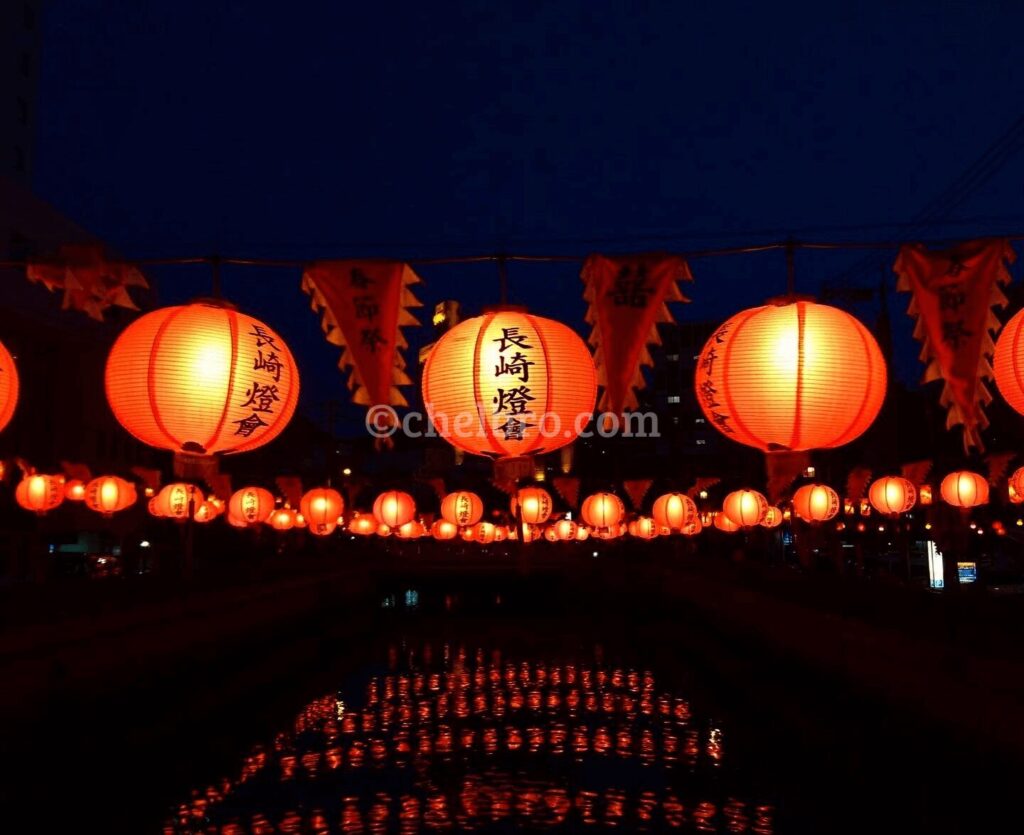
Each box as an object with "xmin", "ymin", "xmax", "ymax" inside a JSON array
[
  {"xmin": 492, "ymin": 326, "xmax": 538, "ymax": 442},
  {"xmin": 695, "ymin": 320, "xmax": 733, "ymax": 435},
  {"xmin": 234, "ymin": 324, "xmax": 287, "ymax": 438}
]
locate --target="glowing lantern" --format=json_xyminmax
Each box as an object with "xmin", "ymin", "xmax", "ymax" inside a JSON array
[
  {"xmin": 65, "ymin": 480, "xmax": 86, "ymax": 501},
  {"xmin": 227, "ymin": 511, "xmax": 246, "ymax": 528},
  {"xmin": 868, "ymin": 477, "xmax": 916, "ymax": 516},
  {"xmin": 511, "ymin": 487, "xmax": 553, "ymax": 525},
  {"xmin": 682, "ymin": 518, "xmax": 703, "ymax": 536},
  {"xmin": 993, "ymin": 308, "xmax": 1024, "ymax": 416},
  {"xmin": 630, "ymin": 516, "xmax": 658, "ymax": 539},
  {"xmin": 517, "ymin": 524, "xmax": 542, "ymax": 543},
  {"xmin": 396, "ymin": 520, "xmax": 426, "ymax": 539},
  {"xmin": 461, "ymin": 526, "xmax": 475, "ymax": 542},
  {"xmin": 153, "ymin": 483, "xmax": 202, "ymax": 520},
  {"xmin": 1010, "ymin": 467, "xmax": 1024, "ymax": 502},
  {"xmin": 440, "ymin": 491, "xmax": 484, "ymax": 527},
  {"xmin": 300, "ymin": 488, "xmax": 344, "ymax": 536},
  {"xmin": 940, "ymin": 471, "xmax": 989, "ymax": 508},
  {"xmin": 421, "ymin": 308, "xmax": 597, "ymax": 457},
  {"xmin": 148, "ymin": 497, "xmax": 162, "ymax": 517},
  {"xmin": 377, "ymin": 523, "xmax": 392, "ymax": 537},
  {"xmin": 84, "ymin": 476, "xmax": 137, "ymax": 515},
  {"xmin": 761, "ymin": 506, "xmax": 784, "ymax": 529},
  {"xmin": 15, "ymin": 474, "xmax": 64, "ymax": 514},
  {"xmin": 792, "ymin": 484, "xmax": 840, "ymax": 522},
  {"xmin": 193, "ymin": 501, "xmax": 218, "ymax": 523},
  {"xmin": 651, "ymin": 492, "xmax": 698, "ymax": 532},
  {"xmin": 474, "ymin": 521, "xmax": 496, "ymax": 544},
  {"xmin": 581, "ymin": 493, "xmax": 625, "ymax": 529},
  {"xmin": 349, "ymin": 513, "xmax": 377, "ymax": 535},
  {"xmin": 431, "ymin": 519, "xmax": 458, "ymax": 540},
  {"xmin": 919, "ymin": 485, "xmax": 933, "ymax": 505},
  {"xmin": 713, "ymin": 512, "xmax": 740, "ymax": 533},
  {"xmin": 555, "ymin": 518, "xmax": 578, "ymax": 541},
  {"xmin": 270, "ymin": 507, "xmax": 296, "ymax": 531},
  {"xmin": 696, "ymin": 300, "xmax": 886, "ymax": 451},
  {"xmin": 0, "ymin": 338, "xmax": 18, "ymax": 433},
  {"xmin": 373, "ymin": 490, "xmax": 416, "ymax": 528},
  {"xmin": 722, "ymin": 489, "xmax": 768, "ymax": 528},
  {"xmin": 105, "ymin": 302, "xmax": 299, "ymax": 456},
  {"xmin": 575, "ymin": 525, "xmax": 591, "ymax": 542},
  {"xmin": 228, "ymin": 486, "xmax": 276, "ymax": 526},
  {"xmin": 494, "ymin": 525, "xmax": 508, "ymax": 542}
]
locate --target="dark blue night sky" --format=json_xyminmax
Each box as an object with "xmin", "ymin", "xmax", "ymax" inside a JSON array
[{"xmin": 30, "ymin": 1, "xmax": 1024, "ymax": 430}]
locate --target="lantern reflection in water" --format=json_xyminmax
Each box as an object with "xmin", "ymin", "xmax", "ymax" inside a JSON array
[{"xmin": 167, "ymin": 642, "xmax": 774, "ymax": 833}]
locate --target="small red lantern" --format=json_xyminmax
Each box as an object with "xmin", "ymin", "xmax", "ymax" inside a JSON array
[
  {"xmin": 0, "ymin": 337, "xmax": 19, "ymax": 433},
  {"xmin": 15, "ymin": 474, "xmax": 64, "ymax": 514},
  {"xmin": 868, "ymin": 476, "xmax": 916, "ymax": 516},
  {"xmin": 792, "ymin": 484, "xmax": 840, "ymax": 522},
  {"xmin": 629, "ymin": 516, "xmax": 658, "ymax": 539},
  {"xmin": 511, "ymin": 487, "xmax": 553, "ymax": 525},
  {"xmin": 940, "ymin": 471, "xmax": 989, "ymax": 508},
  {"xmin": 440, "ymin": 491, "xmax": 484, "ymax": 527},
  {"xmin": 349, "ymin": 513, "xmax": 377, "ymax": 535},
  {"xmin": 270, "ymin": 507, "xmax": 296, "ymax": 531},
  {"xmin": 713, "ymin": 512, "xmax": 740, "ymax": 533},
  {"xmin": 396, "ymin": 520, "xmax": 426, "ymax": 539},
  {"xmin": 153, "ymin": 483, "xmax": 202, "ymax": 520},
  {"xmin": 474, "ymin": 521, "xmax": 496, "ymax": 544},
  {"xmin": 84, "ymin": 476, "xmax": 137, "ymax": 515},
  {"xmin": 722, "ymin": 489, "xmax": 768, "ymax": 528},
  {"xmin": 373, "ymin": 490, "xmax": 416, "ymax": 528},
  {"xmin": 431, "ymin": 519, "xmax": 458, "ymax": 540},
  {"xmin": 554, "ymin": 518, "xmax": 578, "ymax": 541},
  {"xmin": 228, "ymin": 486, "xmax": 276, "ymax": 526},
  {"xmin": 575, "ymin": 525, "xmax": 591, "ymax": 542},
  {"xmin": 761, "ymin": 506, "xmax": 784, "ymax": 529}
]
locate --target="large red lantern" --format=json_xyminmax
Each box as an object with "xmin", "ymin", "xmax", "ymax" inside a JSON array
[
  {"xmin": 421, "ymin": 309, "xmax": 597, "ymax": 457},
  {"xmin": 15, "ymin": 474, "xmax": 64, "ymax": 514},
  {"xmin": 440, "ymin": 491, "xmax": 484, "ymax": 527},
  {"xmin": 84, "ymin": 476, "xmax": 137, "ymax": 515},
  {"xmin": 940, "ymin": 471, "xmax": 989, "ymax": 508},
  {"xmin": 511, "ymin": 487, "xmax": 553, "ymax": 525},
  {"xmin": 0, "ymin": 338, "xmax": 18, "ymax": 433},
  {"xmin": 1010, "ymin": 467, "xmax": 1024, "ymax": 501},
  {"xmin": 374, "ymin": 490, "xmax": 416, "ymax": 528},
  {"xmin": 228, "ymin": 486, "xmax": 276, "ymax": 526},
  {"xmin": 651, "ymin": 492, "xmax": 698, "ymax": 532},
  {"xmin": 696, "ymin": 300, "xmax": 886, "ymax": 451},
  {"xmin": 722, "ymin": 489, "xmax": 768, "ymax": 528},
  {"xmin": 105, "ymin": 302, "xmax": 299, "ymax": 456},
  {"xmin": 868, "ymin": 477, "xmax": 916, "ymax": 516},
  {"xmin": 581, "ymin": 493, "xmax": 625, "ymax": 529},
  {"xmin": 993, "ymin": 308, "xmax": 1024, "ymax": 415},
  {"xmin": 300, "ymin": 487, "xmax": 344, "ymax": 536},
  {"xmin": 792, "ymin": 484, "xmax": 840, "ymax": 522}
]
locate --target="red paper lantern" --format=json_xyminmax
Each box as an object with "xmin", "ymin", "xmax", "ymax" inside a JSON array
[
  {"xmin": 681, "ymin": 518, "xmax": 703, "ymax": 536},
  {"xmin": 300, "ymin": 487, "xmax": 344, "ymax": 536},
  {"xmin": 349, "ymin": 512, "xmax": 377, "ymax": 535},
  {"xmin": 575, "ymin": 525, "xmax": 591, "ymax": 542},
  {"xmin": 761, "ymin": 506, "xmax": 784, "ymax": 529},
  {"xmin": 0, "ymin": 338, "xmax": 19, "ymax": 433},
  {"xmin": 373, "ymin": 490, "xmax": 416, "ymax": 528},
  {"xmin": 228, "ymin": 486, "xmax": 276, "ymax": 526},
  {"xmin": 993, "ymin": 308, "xmax": 1024, "ymax": 415},
  {"xmin": 792, "ymin": 484, "xmax": 840, "ymax": 522},
  {"xmin": 554, "ymin": 518, "xmax": 578, "ymax": 541},
  {"xmin": 629, "ymin": 516, "xmax": 658, "ymax": 539},
  {"xmin": 431, "ymin": 519, "xmax": 458, "ymax": 540},
  {"xmin": 722, "ymin": 489, "xmax": 768, "ymax": 528},
  {"xmin": 193, "ymin": 500, "xmax": 218, "ymax": 523},
  {"xmin": 940, "ymin": 471, "xmax": 988, "ymax": 508},
  {"xmin": 421, "ymin": 309, "xmax": 597, "ymax": 457},
  {"xmin": 153, "ymin": 483, "xmax": 202, "ymax": 520},
  {"xmin": 868, "ymin": 476, "xmax": 916, "ymax": 516},
  {"xmin": 440, "ymin": 491, "xmax": 484, "ymax": 527},
  {"xmin": 15, "ymin": 474, "xmax": 64, "ymax": 514},
  {"xmin": 511, "ymin": 487, "xmax": 553, "ymax": 525},
  {"xmin": 651, "ymin": 492, "xmax": 698, "ymax": 532},
  {"xmin": 84, "ymin": 476, "xmax": 137, "ymax": 515},
  {"xmin": 1010, "ymin": 467, "xmax": 1024, "ymax": 502},
  {"xmin": 396, "ymin": 520, "xmax": 426, "ymax": 539},
  {"xmin": 105, "ymin": 302, "xmax": 299, "ymax": 456},
  {"xmin": 713, "ymin": 512, "xmax": 740, "ymax": 533},
  {"xmin": 270, "ymin": 507, "xmax": 296, "ymax": 531},
  {"xmin": 581, "ymin": 493, "xmax": 625, "ymax": 529},
  {"xmin": 473, "ymin": 521, "xmax": 496, "ymax": 544},
  {"xmin": 493, "ymin": 525, "xmax": 508, "ymax": 542},
  {"xmin": 64, "ymin": 479, "xmax": 86, "ymax": 501},
  {"xmin": 696, "ymin": 300, "xmax": 886, "ymax": 451}
]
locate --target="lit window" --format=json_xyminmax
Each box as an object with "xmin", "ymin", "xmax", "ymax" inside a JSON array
[
  {"xmin": 666, "ymin": 353, "xmax": 680, "ymax": 361},
  {"xmin": 696, "ymin": 439, "xmax": 707, "ymax": 445},
  {"xmin": 695, "ymin": 417, "xmax": 705, "ymax": 424},
  {"xmin": 667, "ymin": 395, "xmax": 681, "ymax": 404}
]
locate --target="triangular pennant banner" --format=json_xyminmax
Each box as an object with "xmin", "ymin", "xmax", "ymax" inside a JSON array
[
  {"xmin": 60, "ymin": 461, "xmax": 92, "ymax": 482},
  {"xmin": 582, "ymin": 253, "xmax": 691, "ymax": 422},
  {"xmin": 26, "ymin": 243, "xmax": 148, "ymax": 321},
  {"xmin": 900, "ymin": 459, "xmax": 933, "ymax": 487},
  {"xmin": 845, "ymin": 466, "xmax": 873, "ymax": 503},
  {"xmin": 764, "ymin": 452, "xmax": 807, "ymax": 503},
  {"xmin": 985, "ymin": 451, "xmax": 1015, "ymax": 486},
  {"xmin": 131, "ymin": 466, "xmax": 163, "ymax": 491},
  {"xmin": 552, "ymin": 476, "xmax": 580, "ymax": 510},
  {"xmin": 276, "ymin": 476, "xmax": 303, "ymax": 508},
  {"xmin": 622, "ymin": 478, "xmax": 653, "ymax": 511},
  {"xmin": 894, "ymin": 239, "xmax": 1013, "ymax": 452}
]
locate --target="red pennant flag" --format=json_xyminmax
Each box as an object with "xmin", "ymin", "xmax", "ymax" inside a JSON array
[
  {"xmin": 552, "ymin": 476, "xmax": 580, "ymax": 509},
  {"xmin": 687, "ymin": 476, "xmax": 720, "ymax": 499},
  {"xmin": 206, "ymin": 472, "xmax": 233, "ymax": 501},
  {"xmin": 131, "ymin": 466, "xmax": 162, "ymax": 491},
  {"xmin": 765, "ymin": 451, "xmax": 808, "ymax": 503},
  {"xmin": 27, "ymin": 243, "xmax": 148, "ymax": 321},
  {"xmin": 622, "ymin": 478, "xmax": 653, "ymax": 511},
  {"xmin": 60, "ymin": 461, "xmax": 92, "ymax": 482},
  {"xmin": 845, "ymin": 466, "xmax": 873, "ymax": 502},
  {"xmin": 894, "ymin": 239, "xmax": 1013, "ymax": 452},
  {"xmin": 302, "ymin": 261, "xmax": 421, "ymax": 419},
  {"xmin": 582, "ymin": 254, "xmax": 691, "ymax": 421},
  {"xmin": 900, "ymin": 460, "xmax": 933, "ymax": 487},
  {"xmin": 985, "ymin": 451, "xmax": 1015, "ymax": 486}
]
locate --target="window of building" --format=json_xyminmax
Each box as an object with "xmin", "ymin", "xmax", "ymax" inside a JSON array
[
  {"xmin": 667, "ymin": 395, "xmax": 681, "ymax": 404},
  {"xmin": 666, "ymin": 353, "xmax": 680, "ymax": 361},
  {"xmin": 696, "ymin": 439, "xmax": 707, "ymax": 446},
  {"xmin": 695, "ymin": 417, "xmax": 706, "ymax": 424}
]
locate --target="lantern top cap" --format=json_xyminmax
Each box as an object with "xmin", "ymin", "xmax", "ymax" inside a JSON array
[
  {"xmin": 186, "ymin": 296, "xmax": 238, "ymax": 311},
  {"xmin": 763, "ymin": 293, "xmax": 817, "ymax": 307},
  {"xmin": 482, "ymin": 304, "xmax": 529, "ymax": 314}
]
